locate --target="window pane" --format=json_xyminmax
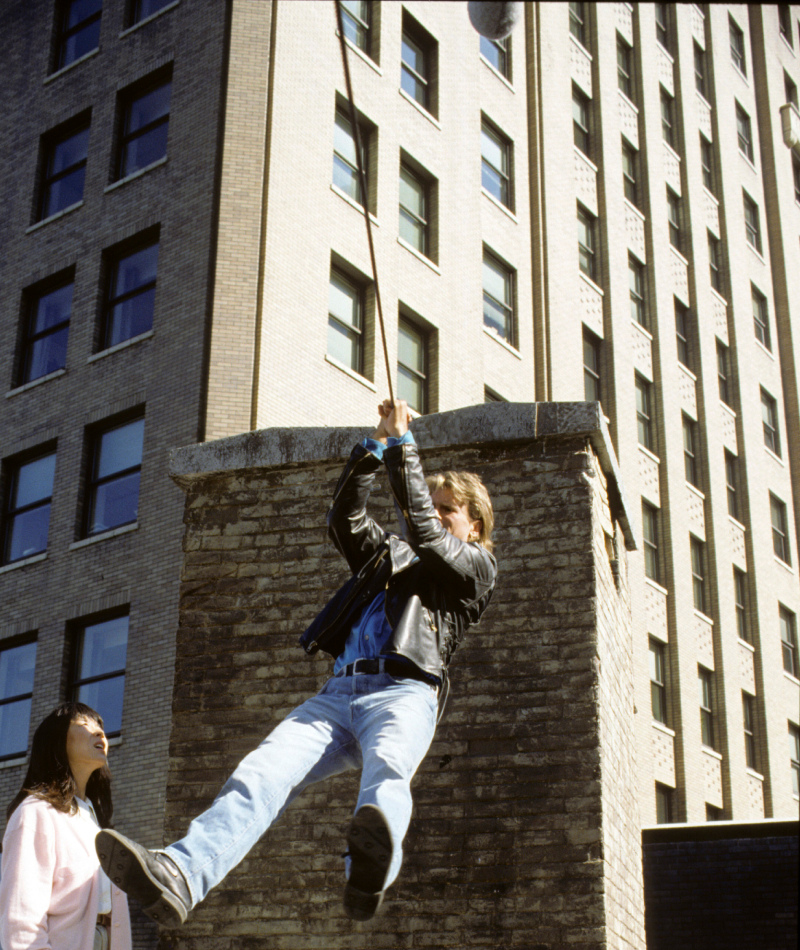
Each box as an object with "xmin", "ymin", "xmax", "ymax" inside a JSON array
[
  {"xmin": 13, "ymin": 454, "xmax": 56, "ymax": 509},
  {"xmin": 0, "ymin": 699, "xmax": 33, "ymax": 759},
  {"xmin": 7, "ymin": 506, "xmax": 51, "ymax": 562},
  {"xmin": 76, "ymin": 676, "xmax": 125, "ymax": 736},
  {"xmin": 108, "ymin": 288, "xmax": 155, "ymax": 345},
  {"xmin": 483, "ymin": 255, "xmax": 509, "ymax": 305},
  {"xmin": 134, "ymin": 0, "xmax": 175, "ymax": 22},
  {"xmin": 96, "ymin": 419, "xmax": 145, "ymax": 480},
  {"xmin": 89, "ymin": 471, "xmax": 140, "ymax": 533},
  {"xmin": 50, "ymin": 127, "xmax": 90, "ymax": 176},
  {"xmin": 327, "ymin": 319, "xmax": 360, "ymax": 370},
  {"xmin": 126, "ymin": 83, "xmax": 171, "ymax": 135},
  {"xmin": 0, "ymin": 642, "xmax": 37, "ymax": 699},
  {"xmin": 398, "ymin": 322, "xmax": 423, "ymax": 373},
  {"xmin": 329, "ymin": 273, "xmax": 360, "ymax": 330},
  {"xmin": 399, "ymin": 169, "xmax": 424, "ymax": 219},
  {"xmin": 78, "ymin": 616, "xmax": 128, "ymax": 681},
  {"xmin": 58, "ymin": 0, "xmax": 101, "ymax": 68},
  {"xmin": 340, "ymin": 0, "xmax": 369, "ymax": 50}
]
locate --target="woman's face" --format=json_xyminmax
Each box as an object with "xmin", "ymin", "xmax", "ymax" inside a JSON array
[{"xmin": 65, "ymin": 716, "xmax": 108, "ymax": 777}]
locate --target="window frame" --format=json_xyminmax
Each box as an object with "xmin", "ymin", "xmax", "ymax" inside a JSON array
[
  {"xmin": 38, "ymin": 116, "xmax": 90, "ymax": 222},
  {"xmin": 656, "ymin": 783, "xmax": 673, "ymax": 824},
  {"xmin": 582, "ymin": 327, "xmax": 601, "ymax": 404},
  {"xmin": 736, "ymin": 103, "xmax": 754, "ymax": 163},
  {"xmin": 339, "ymin": 0, "xmax": 372, "ymax": 56},
  {"xmin": 128, "ymin": 0, "xmax": 175, "ymax": 27},
  {"xmin": 116, "ymin": 70, "xmax": 172, "ymax": 182},
  {"xmin": 635, "ymin": 374, "xmax": 654, "ymax": 452},
  {"xmin": 649, "ymin": 638, "xmax": 668, "ymax": 724},
  {"xmin": 694, "ymin": 42, "xmax": 707, "ymax": 99},
  {"xmin": 660, "ymin": 88, "xmax": 676, "ymax": 150},
  {"xmin": 667, "ymin": 187, "xmax": 681, "ymax": 251},
  {"xmin": 770, "ymin": 494, "xmax": 792, "ymax": 565},
  {"xmin": 778, "ymin": 4, "xmax": 793, "ymax": 48},
  {"xmin": 761, "ymin": 387, "xmax": 781, "ymax": 457},
  {"xmin": 481, "ymin": 117, "xmax": 513, "ymax": 209},
  {"xmin": 482, "ymin": 248, "xmax": 516, "ymax": 346},
  {"xmin": 617, "ymin": 35, "xmax": 634, "ymax": 101},
  {"xmin": 691, "ymin": 536, "xmax": 707, "ymax": 615},
  {"xmin": 622, "ymin": 140, "xmax": 638, "ymax": 207},
  {"xmin": 734, "ymin": 568, "xmax": 749, "ymax": 643},
  {"xmin": 328, "ymin": 265, "xmax": 365, "ymax": 375},
  {"xmin": 398, "ymin": 162, "xmax": 430, "ymax": 258},
  {"xmin": 729, "ymin": 15, "xmax": 747, "ymax": 76},
  {"xmin": 780, "ymin": 605, "xmax": 798, "ymax": 678},
  {"xmin": 3, "ymin": 448, "xmax": 57, "ymax": 566},
  {"xmin": 84, "ymin": 414, "xmax": 145, "ymax": 538},
  {"xmin": 19, "ymin": 273, "xmax": 74, "ymax": 386},
  {"xmin": 101, "ymin": 233, "xmax": 160, "ymax": 351},
  {"xmin": 752, "ymin": 284, "xmax": 771, "ymax": 350},
  {"xmin": 629, "ymin": 255, "xmax": 646, "ymax": 328},
  {"xmin": 480, "ymin": 34, "xmax": 510, "ymax": 80},
  {"xmin": 569, "ymin": 1, "xmax": 587, "ymax": 49},
  {"xmin": 683, "ymin": 414, "xmax": 700, "ymax": 489},
  {"xmin": 708, "ymin": 231, "xmax": 723, "ymax": 293},
  {"xmin": 69, "ymin": 611, "xmax": 129, "ymax": 738},
  {"xmin": 0, "ymin": 636, "xmax": 38, "ymax": 761},
  {"xmin": 397, "ymin": 316, "xmax": 428, "ymax": 415},
  {"xmin": 655, "ymin": 3, "xmax": 670, "ymax": 52},
  {"xmin": 700, "ymin": 134, "xmax": 714, "ymax": 194},
  {"xmin": 642, "ymin": 501, "xmax": 661, "ymax": 584},
  {"xmin": 54, "ymin": 0, "xmax": 102, "ymax": 72},
  {"xmin": 725, "ymin": 450, "xmax": 740, "ymax": 522},
  {"xmin": 743, "ymin": 692, "xmax": 757, "ymax": 770},
  {"xmin": 577, "ymin": 204, "xmax": 597, "ymax": 282},
  {"xmin": 717, "ymin": 340, "xmax": 732, "ymax": 407},
  {"xmin": 790, "ymin": 723, "xmax": 800, "ymax": 797},
  {"xmin": 699, "ymin": 666, "xmax": 715, "ymax": 749},
  {"xmin": 572, "ymin": 85, "xmax": 591, "ymax": 158},
  {"xmin": 675, "ymin": 300, "xmax": 691, "ymax": 370}
]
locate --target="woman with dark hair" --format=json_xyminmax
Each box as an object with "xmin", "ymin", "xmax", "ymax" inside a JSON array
[{"xmin": 0, "ymin": 702, "xmax": 131, "ymax": 950}]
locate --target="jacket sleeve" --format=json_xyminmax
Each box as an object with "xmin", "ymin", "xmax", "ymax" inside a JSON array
[
  {"xmin": 0, "ymin": 804, "xmax": 55, "ymax": 950},
  {"xmin": 383, "ymin": 440, "xmax": 497, "ymax": 602},
  {"xmin": 327, "ymin": 443, "xmax": 387, "ymax": 574}
]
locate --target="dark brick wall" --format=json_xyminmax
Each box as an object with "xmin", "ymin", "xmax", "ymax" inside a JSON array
[{"xmin": 642, "ymin": 821, "xmax": 799, "ymax": 950}]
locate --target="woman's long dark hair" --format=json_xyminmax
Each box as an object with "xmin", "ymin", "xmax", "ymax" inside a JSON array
[{"xmin": 5, "ymin": 702, "xmax": 113, "ymax": 827}]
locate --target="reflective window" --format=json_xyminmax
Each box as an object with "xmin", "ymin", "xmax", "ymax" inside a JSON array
[
  {"xmin": 699, "ymin": 666, "xmax": 715, "ymax": 748},
  {"xmin": 333, "ymin": 108, "xmax": 367, "ymax": 207},
  {"xmin": 55, "ymin": 0, "xmax": 102, "ymax": 71},
  {"xmin": 328, "ymin": 268, "xmax": 363, "ymax": 373},
  {"xmin": 649, "ymin": 639, "xmax": 667, "ymax": 724},
  {"xmin": 770, "ymin": 494, "xmax": 791, "ymax": 565},
  {"xmin": 481, "ymin": 120, "xmax": 512, "ymax": 208},
  {"xmin": 691, "ymin": 537, "xmax": 707, "ymax": 614},
  {"xmin": 72, "ymin": 615, "xmax": 128, "ymax": 736},
  {"xmin": 340, "ymin": 0, "xmax": 371, "ymax": 53},
  {"xmin": 761, "ymin": 388, "xmax": 781, "ymax": 456},
  {"xmin": 480, "ymin": 34, "xmax": 510, "ymax": 79},
  {"xmin": 21, "ymin": 279, "xmax": 73, "ymax": 384},
  {"xmin": 86, "ymin": 417, "xmax": 144, "ymax": 536},
  {"xmin": 118, "ymin": 76, "xmax": 171, "ymax": 179},
  {"xmin": 781, "ymin": 606, "xmax": 798, "ymax": 677},
  {"xmin": 0, "ymin": 640, "xmax": 37, "ymax": 760},
  {"xmin": 3, "ymin": 452, "xmax": 56, "ymax": 564},
  {"xmin": 104, "ymin": 240, "xmax": 159, "ymax": 348},
  {"xmin": 399, "ymin": 165, "xmax": 428, "ymax": 256},
  {"xmin": 635, "ymin": 375, "xmax": 654, "ymax": 451},
  {"xmin": 482, "ymin": 251, "xmax": 514, "ymax": 344},
  {"xmin": 583, "ymin": 329, "xmax": 601, "ymax": 403},
  {"xmin": 39, "ymin": 120, "xmax": 90, "ymax": 220},
  {"xmin": 397, "ymin": 319, "xmax": 427, "ymax": 415},
  {"xmin": 130, "ymin": 0, "xmax": 173, "ymax": 24},
  {"xmin": 577, "ymin": 206, "xmax": 596, "ymax": 280},
  {"xmin": 401, "ymin": 32, "xmax": 428, "ymax": 108},
  {"xmin": 734, "ymin": 568, "xmax": 749, "ymax": 642},
  {"xmin": 730, "ymin": 15, "xmax": 746, "ymax": 75},
  {"xmin": 642, "ymin": 502, "xmax": 660, "ymax": 583}
]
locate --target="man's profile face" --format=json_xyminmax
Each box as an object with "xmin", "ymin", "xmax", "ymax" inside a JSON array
[{"xmin": 431, "ymin": 488, "xmax": 481, "ymax": 543}]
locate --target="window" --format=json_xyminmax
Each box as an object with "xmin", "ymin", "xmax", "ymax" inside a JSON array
[
  {"xmin": 85, "ymin": 416, "xmax": 144, "ymax": 536},
  {"xmin": 328, "ymin": 267, "xmax": 364, "ymax": 373},
  {"xmin": 683, "ymin": 415, "xmax": 700, "ymax": 488},
  {"xmin": 675, "ymin": 300, "xmax": 691, "ymax": 369},
  {"xmin": 569, "ymin": 1, "xmax": 587, "ymax": 48},
  {"xmin": 401, "ymin": 13, "xmax": 435, "ymax": 113},
  {"xmin": 655, "ymin": 783, "xmax": 673, "ymax": 824},
  {"xmin": 483, "ymin": 250, "xmax": 515, "ymax": 345},
  {"xmin": 780, "ymin": 605, "xmax": 798, "ymax": 677},
  {"xmin": 660, "ymin": 88, "xmax": 676, "ymax": 149},
  {"xmin": 38, "ymin": 117, "xmax": 90, "ymax": 220},
  {"xmin": 729, "ymin": 15, "xmax": 746, "ymax": 75},
  {"xmin": 717, "ymin": 341, "xmax": 731, "ymax": 406},
  {"xmin": 339, "ymin": 0, "xmax": 371, "ymax": 55},
  {"xmin": 785, "ymin": 71, "xmax": 798, "ymax": 109},
  {"xmin": 0, "ymin": 639, "xmax": 37, "ymax": 761},
  {"xmin": 635, "ymin": 375, "xmax": 654, "ymax": 452},
  {"xmin": 129, "ymin": 0, "xmax": 174, "ymax": 25},
  {"xmin": 734, "ymin": 568, "xmax": 749, "ymax": 643},
  {"xmin": 743, "ymin": 192, "xmax": 762, "ymax": 253},
  {"xmin": 790, "ymin": 724, "xmax": 800, "ymax": 797},
  {"xmin": 667, "ymin": 188, "xmax": 681, "ymax": 250},
  {"xmin": 699, "ymin": 666, "xmax": 715, "ymax": 748},
  {"xmin": 700, "ymin": 134, "xmax": 714, "ymax": 193},
  {"xmin": 397, "ymin": 318, "xmax": 428, "ymax": 415},
  {"xmin": 694, "ymin": 42, "xmax": 707, "ymax": 98},
  {"xmin": 622, "ymin": 141, "xmax": 638, "ymax": 206},
  {"xmin": 708, "ymin": 231, "xmax": 723, "ymax": 293},
  {"xmin": 577, "ymin": 205, "xmax": 597, "ymax": 281},
  {"xmin": 761, "ymin": 388, "xmax": 781, "ymax": 456},
  {"xmin": 770, "ymin": 494, "xmax": 792, "ymax": 565},
  {"xmin": 583, "ymin": 328, "xmax": 601, "ymax": 403},
  {"xmin": 779, "ymin": 5, "xmax": 793, "ymax": 47},
  {"xmin": 3, "ymin": 450, "xmax": 56, "ymax": 564},
  {"xmin": 572, "ymin": 86, "xmax": 591, "ymax": 157},
  {"xmin": 19, "ymin": 276, "xmax": 73, "ymax": 385},
  {"xmin": 655, "ymin": 3, "xmax": 670, "ymax": 52},
  {"xmin": 481, "ymin": 119, "xmax": 512, "ymax": 208},
  {"xmin": 399, "ymin": 163, "xmax": 429, "ymax": 256},
  {"xmin": 726, "ymin": 451, "xmax": 741, "ymax": 521},
  {"xmin": 706, "ymin": 804, "xmax": 723, "ymax": 822},
  {"xmin": 333, "ymin": 107, "xmax": 369, "ymax": 208},
  {"xmin": 691, "ymin": 536, "xmax": 707, "ymax": 614},
  {"xmin": 642, "ymin": 502, "xmax": 660, "ymax": 583},
  {"xmin": 794, "ymin": 155, "xmax": 800, "ymax": 204},
  {"xmin": 484, "ymin": 387, "xmax": 505, "ymax": 403},
  {"xmin": 117, "ymin": 72, "xmax": 172, "ymax": 180},
  {"xmin": 736, "ymin": 104, "xmax": 754, "ymax": 163},
  {"xmin": 480, "ymin": 35, "xmax": 510, "ymax": 79},
  {"xmin": 54, "ymin": 0, "xmax": 102, "ymax": 71},
  {"xmin": 752, "ymin": 285, "xmax": 771, "ymax": 350},
  {"xmin": 617, "ymin": 36, "xmax": 634, "ymax": 100},
  {"xmin": 102, "ymin": 237, "xmax": 159, "ymax": 349},
  {"xmin": 71, "ymin": 614, "xmax": 128, "ymax": 736},
  {"xmin": 649, "ymin": 639, "xmax": 667, "ymax": 724},
  {"xmin": 629, "ymin": 256, "xmax": 646, "ymax": 327},
  {"xmin": 743, "ymin": 693, "xmax": 757, "ymax": 770}
]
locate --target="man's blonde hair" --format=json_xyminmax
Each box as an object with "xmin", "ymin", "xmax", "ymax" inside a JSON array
[{"xmin": 426, "ymin": 471, "xmax": 495, "ymax": 553}]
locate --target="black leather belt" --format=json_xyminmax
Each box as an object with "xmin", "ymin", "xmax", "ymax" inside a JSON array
[{"xmin": 338, "ymin": 656, "xmax": 439, "ymax": 687}]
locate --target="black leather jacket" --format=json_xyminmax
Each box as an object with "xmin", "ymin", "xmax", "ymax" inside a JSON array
[{"xmin": 299, "ymin": 440, "xmax": 497, "ymax": 684}]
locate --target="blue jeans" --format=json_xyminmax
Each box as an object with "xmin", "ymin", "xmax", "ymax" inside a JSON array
[{"xmin": 164, "ymin": 672, "xmax": 439, "ymax": 906}]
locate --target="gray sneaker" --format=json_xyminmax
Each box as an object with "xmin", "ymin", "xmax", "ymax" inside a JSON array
[{"xmin": 343, "ymin": 804, "xmax": 393, "ymax": 921}]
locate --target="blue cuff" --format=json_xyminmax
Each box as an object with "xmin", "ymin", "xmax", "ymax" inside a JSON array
[{"xmin": 362, "ymin": 430, "xmax": 415, "ymax": 460}]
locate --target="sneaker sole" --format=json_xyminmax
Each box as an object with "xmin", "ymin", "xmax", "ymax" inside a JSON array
[
  {"xmin": 343, "ymin": 805, "xmax": 392, "ymax": 921},
  {"xmin": 96, "ymin": 830, "xmax": 188, "ymax": 926}
]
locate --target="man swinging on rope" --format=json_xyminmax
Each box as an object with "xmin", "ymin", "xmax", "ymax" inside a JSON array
[{"xmin": 96, "ymin": 398, "xmax": 497, "ymax": 924}]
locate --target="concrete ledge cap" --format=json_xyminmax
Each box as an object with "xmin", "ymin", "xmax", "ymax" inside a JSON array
[
  {"xmin": 170, "ymin": 402, "xmax": 637, "ymax": 549},
  {"xmin": 642, "ymin": 818, "xmax": 799, "ymax": 844}
]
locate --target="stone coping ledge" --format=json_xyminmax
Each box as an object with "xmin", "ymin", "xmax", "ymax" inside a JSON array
[
  {"xmin": 642, "ymin": 818, "xmax": 799, "ymax": 844},
  {"xmin": 169, "ymin": 402, "xmax": 636, "ymax": 549}
]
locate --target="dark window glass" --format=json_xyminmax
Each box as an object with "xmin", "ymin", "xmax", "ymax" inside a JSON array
[
  {"xmin": 0, "ymin": 640, "xmax": 37, "ymax": 760},
  {"xmin": 399, "ymin": 165, "xmax": 428, "ymax": 256},
  {"xmin": 691, "ymin": 536, "xmax": 706, "ymax": 614},
  {"xmin": 617, "ymin": 36, "xmax": 634, "ymax": 100},
  {"xmin": 778, "ymin": 5, "xmax": 793, "ymax": 46},
  {"xmin": 397, "ymin": 319, "xmax": 427, "ymax": 415},
  {"xmin": 655, "ymin": 3, "xmax": 669, "ymax": 51},
  {"xmin": 785, "ymin": 71, "xmax": 798, "ymax": 108},
  {"xmin": 752, "ymin": 285, "xmax": 771, "ymax": 350},
  {"xmin": 743, "ymin": 693, "xmax": 757, "ymax": 770},
  {"xmin": 642, "ymin": 502, "xmax": 660, "ymax": 584},
  {"xmin": 40, "ymin": 121, "xmax": 90, "ymax": 220},
  {"xmin": 683, "ymin": 415, "xmax": 700, "ymax": 488},
  {"xmin": 3, "ymin": 452, "xmax": 56, "ymax": 564},
  {"xmin": 131, "ymin": 0, "xmax": 173, "ymax": 24},
  {"xmin": 569, "ymin": 1, "xmax": 586, "ymax": 47},
  {"xmin": 483, "ymin": 251, "xmax": 515, "ymax": 344},
  {"xmin": 656, "ymin": 783, "xmax": 673, "ymax": 824},
  {"xmin": 717, "ymin": 341, "xmax": 731, "ymax": 406},
  {"xmin": 71, "ymin": 615, "xmax": 128, "ymax": 736},
  {"xmin": 694, "ymin": 42, "xmax": 707, "ymax": 98},
  {"xmin": 328, "ymin": 268, "xmax": 363, "ymax": 373},
  {"xmin": 340, "ymin": 0, "xmax": 370, "ymax": 53},
  {"xmin": 726, "ymin": 451, "xmax": 740, "ymax": 521},
  {"xmin": 667, "ymin": 188, "xmax": 681, "ymax": 250},
  {"xmin": 761, "ymin": 388, "xmax": 781, "ymax": 456},
  {"xmin": 708, "ymin": 232, "xmax": 723, "ymax": 292},
  {"xmin": 86, "ymin": 417, "xmax": 144, "ymax": 536},
  {"xmin": 118, "ymin": 76, "xmax": 171, "ymax": 180},
  {"xmin": 699, "ymin": 666, "xmax": 714, "ymax": 748},
  {"xmin": 480, "ymin": 34, "xmax": 510, "ymax": 79},
  {"xmin": 103, "ymin": 240, "xmax": 159, "ymax": 348},
  {"xmin": 794, "ymin": 155, "xmax": 800, "ymax": 203},
  {"xmin": 661, "ymin": 89, "xmax": 675, "ymax": 149},
  {"xmin": 770, "ymin": 494, "xmax": 791, "ymax": 565},
  {"xmin": 734, "ymin": 568, "xmax": 749, "ymax": 642},
  {"xmin": 21, "ymin": 279, "xmax": 73, "ymax": 384},
  {"xmin": 700, "ymin": 135, "xmax": 714, "ymax": 193},
  {"xmin": 577, "ymin": 206, "xmax": 596, "ymax": 281},
  {"xmin": 629, "ymin": 256, "xmax": 646, "ymax": 327},
  {"xmin": 636, "ymin": 375, "xmax": 654, "ymax": 451},
  {"xmin": 781, "ymin": 606, "xmax": 798, "ymax": 677},
  {"xmin": 583, "ymin": 329, "xmax": 601, "ymax": 403},
  {"xmin": 790, "ymin": 724, "xmax": 800, "ymax": 797},
  {"xmin": 622, "ymin": 141, "xmax": 638, "ymax": 206},
  {"xmin": 401, "ymin": 31, "xmax": 428, "ymax": 108},
  {"xmin": 55, "ymin": 0, "xmax": 102, "ymax": 71},
  {"xmin": 481, "ymin": 120, "xmax": 512, "ymax": 208},
  {"xmin": 736, "ymin": 104, "xmax": 754, "ymax": 162},
  {"xmin": 333, "ymin": 108, "xmax": 367, "ymax": 207},
  {"xmin": 649, "ymin": 639, "xmax": 667, "ymax": 723},
  {"xmin": 675, "ymin": 300, "xmax": 691, "ymax": 369},
  {"xmin": 573, "ymin": 87, "xmax": 590, "ymax": 156},
  {"xmin": 730, "ymin": 16, "xmax": 746, "ymax": 75}
]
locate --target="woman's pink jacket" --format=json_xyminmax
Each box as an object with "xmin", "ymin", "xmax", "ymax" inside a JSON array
[{"xmin": 0, "ymin": 796, "xmax": 132, "ymax": 950}]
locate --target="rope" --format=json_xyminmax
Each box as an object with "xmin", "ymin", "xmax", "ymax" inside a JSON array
[{"xmin": 334, "ymin": 0, "xmax": 394, "ymax": 404}]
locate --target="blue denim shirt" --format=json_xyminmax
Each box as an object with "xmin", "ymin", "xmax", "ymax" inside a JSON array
[{"xmin": 333, "ymin": 431, "xmax": 415, "ymax": 676}]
